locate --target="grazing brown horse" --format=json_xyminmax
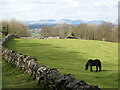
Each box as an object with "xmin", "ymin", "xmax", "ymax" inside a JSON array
[{"xmin": 85, "ymin": 59, "xmax": 101, "ymax": 72}]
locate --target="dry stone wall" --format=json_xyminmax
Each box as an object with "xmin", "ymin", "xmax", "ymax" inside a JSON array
[
  {"xmin": 2, "ymin": 34, "xmax": 101, "ymax": 90},
  {"xmin": 20, "ymin": 36, "xmax": 60, "ymax": 39}
]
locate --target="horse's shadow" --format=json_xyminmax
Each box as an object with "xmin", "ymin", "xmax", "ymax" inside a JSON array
[
  {"xmin": 101, "ymin": 70, "xmax": 112, "ymax": 72},
  {"xmin": 87, "ymin": 70, "xmax": 112, "ymax": 72}
]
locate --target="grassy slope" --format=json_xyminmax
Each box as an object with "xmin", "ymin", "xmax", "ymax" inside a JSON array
[
  {"xmin": 4, "ymin": 39, "xmax": 118, "ymax": 88},
  {"xmin": 2, "ymin": 59, "xmax": 39, "ymax": 88}
]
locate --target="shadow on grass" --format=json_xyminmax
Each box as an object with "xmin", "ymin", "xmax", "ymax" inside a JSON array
[
  {"xmin": 68, "ymin": 51, "xmax": 81, "ymax": 53},
  {"xmin": 85, "ymin": 70, "xmax": 113, "ymax": 72},
  {"xmin": 101, "ymin": 70, "xmax": 113, "ymax": 72}
]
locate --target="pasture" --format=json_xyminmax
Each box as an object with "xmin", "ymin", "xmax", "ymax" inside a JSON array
[
  {"xmin": 2, "ymin": 59, "xmax": 39, "ymax": 88},
  {"xmin": 4, "ymin": 38, "xmax": 118, "ymax": 88}
]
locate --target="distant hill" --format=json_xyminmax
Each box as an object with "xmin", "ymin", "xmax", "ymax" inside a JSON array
[
  {"xmin": 28, "ymin": 23, "xmax": 57, "ymax": 29},
  {"xmin": 23, "ymin": 19, "xmax": 105, "ymax": 29}
]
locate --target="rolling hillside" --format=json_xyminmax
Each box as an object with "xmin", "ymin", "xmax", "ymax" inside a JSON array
[{"xmin": 3, "ymin": 39, "xmax": 118, "ymax": 88}]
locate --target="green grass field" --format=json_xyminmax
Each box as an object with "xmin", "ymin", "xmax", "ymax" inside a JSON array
[
  {"xmin": 2, "ymin": 59, "xmax": 40, "ymax": 88},
  {"xmin": 3, "ymin": 38, "xmax": 118, "ymax": 88}
]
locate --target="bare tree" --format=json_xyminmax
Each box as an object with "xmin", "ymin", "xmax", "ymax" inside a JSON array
[
  {"xmin": 73, "ymin": 23, "xmax": 90, "ymax": 39},
  {"xmin": 0, "ymin": 20, "xmax": 9, "ymax": 36},
  {"xmin": 40, "ymin": 21, "xmax": 117, "ymax": 42},
  {"xmin": 9, "ymin": 19, "xmax": 31, "ymax": 37},
  {"xmin": 96, "ymin": 22, "xmax": 112, "ymax": 41},
  {"xmin": 0, "ymin": 19, "xmax": 31, "ymax": 37},
  {"xmin": 40, "ymin": 23, "xmax": 73, "ymax": 38},
  {"xmin": 109, "ymin": 25, "xmax": 118, "ymax": 42}
]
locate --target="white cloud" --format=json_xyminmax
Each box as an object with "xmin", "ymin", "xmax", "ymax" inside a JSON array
[
  {"xmin": 18, "ymin": 7, "xmax": 32, "ymax": 12},
  {"xmin": 0, "ymin": 0, "xmax": 119, "ymax": 23}
]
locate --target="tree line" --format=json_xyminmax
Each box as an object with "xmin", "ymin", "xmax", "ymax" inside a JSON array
[
  {"xmin": 40, "ymin": 22, "xmax": 118, "ymax": 42},
  {"xmin": 0, "ymin": 19, "xmax": 118, "ymax": 42},
  {"xmin": 0, "ymin": 19, "xmax": 31, "ymax": 37}
]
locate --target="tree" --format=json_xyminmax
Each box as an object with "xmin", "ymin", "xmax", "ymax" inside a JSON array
[
  {"xmin": 40, "ymin": 26, "xmax": 53, "ymax": 37},
  {"xmin": 0, "ymin": 19, "xmax": 31, "ymax": 37},
  {"xmin": 109, "ymin": 25, "xmax": 118, "ymax": 42},
  {"xmin": 73, "ymin": 23, "xmax": 89, "ymax": 39},
  {"xmin": 0, "ymin": 20, "xmax": 9, "ymax": 36},
  {"xmin": 96, "ymin": 22, "xmax": 112, "ymax": 41},
  {"xmin": 40, "ymin": 23, "xmax": 73, "ymax": 38}
]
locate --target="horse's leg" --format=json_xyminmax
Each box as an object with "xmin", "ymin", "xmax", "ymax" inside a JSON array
[
  {"xmin": 99, "ymin": 66, "xmax": 101, "ymax": 71},
  {"xmin": 90, "ymin": 66, "xmax": 93, "ymax": 72},
  {"xmin": 96, "ymin": 66, "xmax": 98, "ymax": 72}
]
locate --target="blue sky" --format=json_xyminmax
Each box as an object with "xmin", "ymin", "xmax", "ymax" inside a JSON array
[{"xmin": 0, "ymin": 0, "xmax": 119, "ymax": 23}]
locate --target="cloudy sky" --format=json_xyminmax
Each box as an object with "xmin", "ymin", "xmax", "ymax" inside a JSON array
[{"xmin": 0, "ymin": 0, "xmax": 119, "ymax": 23}]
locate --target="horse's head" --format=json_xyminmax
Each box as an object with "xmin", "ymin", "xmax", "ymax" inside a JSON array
[
  {"xmin": 85, "ymin": 59, "xmax": 91, "ymax": 70},
  {"xmin": 85, "ymin": 65, "xmax": 88, "ymax": 70}
]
